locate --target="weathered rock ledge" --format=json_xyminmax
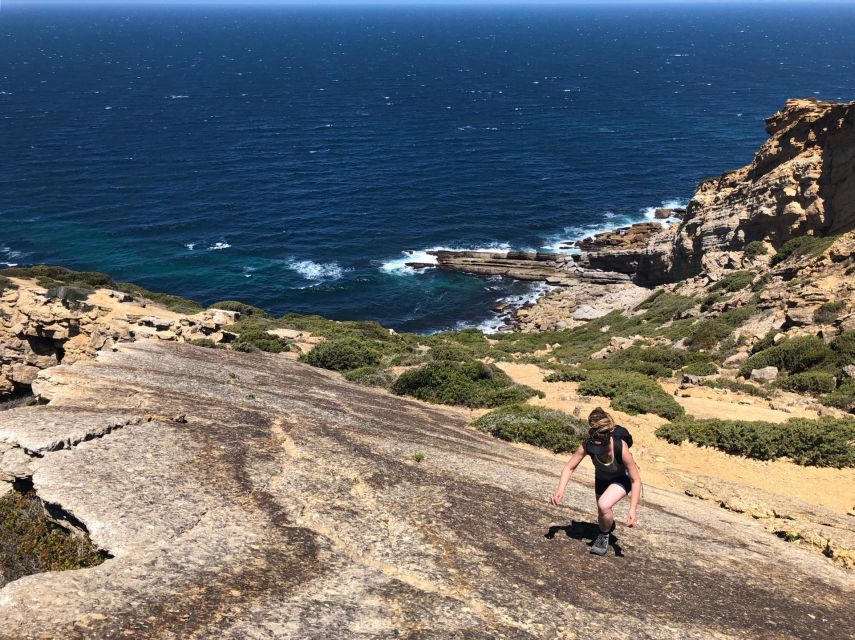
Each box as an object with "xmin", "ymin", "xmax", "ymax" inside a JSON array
[{"xmin": 0, "ymin": 340, "xmax": 852, "ymax": 639}]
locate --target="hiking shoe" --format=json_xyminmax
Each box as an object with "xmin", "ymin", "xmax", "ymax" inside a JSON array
[{"xmin": 590, "ymin": 532, "xmax": 609, "ymax": 556}]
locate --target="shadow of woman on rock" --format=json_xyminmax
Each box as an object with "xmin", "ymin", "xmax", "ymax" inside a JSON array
[{"xmin": 545, "ymin": 521, "xmax": 624, "ymax": 557}]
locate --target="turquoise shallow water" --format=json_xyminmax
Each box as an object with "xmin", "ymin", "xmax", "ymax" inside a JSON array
[{"xmin": 1, "ymin": 3, "xmax": 854, "ymax": 332}]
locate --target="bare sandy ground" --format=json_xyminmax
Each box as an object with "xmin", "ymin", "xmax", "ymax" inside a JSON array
[{"xmin": 498, "ymin": 362, "xmax": 855, "ymax": 515}]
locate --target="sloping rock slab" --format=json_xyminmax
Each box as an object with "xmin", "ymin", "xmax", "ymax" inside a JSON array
[{"xmin": 0, "ymin": 340, "xmax": 852, "ymax": 639}]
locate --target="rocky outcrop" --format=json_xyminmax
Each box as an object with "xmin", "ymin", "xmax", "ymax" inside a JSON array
[
  {"xmin": 0, "ymin": 280, "xmax": 240, "ymax": 398},
  {"xmin": 0, "ymin": 340, "xmax": 852, "ymax": 639},
  {"xmin": 641, "ymin": 98, "xmax": 855, "ymax": 283}
]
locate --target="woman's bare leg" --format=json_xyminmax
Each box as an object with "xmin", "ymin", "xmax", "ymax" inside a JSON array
[{"xmin": 596, "ymin": 483, "xmax": 628, "ymax": 533}]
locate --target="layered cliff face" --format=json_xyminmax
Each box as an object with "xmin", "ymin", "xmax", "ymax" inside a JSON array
[{"xmin": 641, "ymin": 98, "xmax": 855, "ymax": 283}]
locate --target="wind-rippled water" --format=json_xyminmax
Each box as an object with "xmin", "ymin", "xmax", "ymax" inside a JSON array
[{"xmin": 2, "ymin": 3, "xmax": 854, "ymax": 332}]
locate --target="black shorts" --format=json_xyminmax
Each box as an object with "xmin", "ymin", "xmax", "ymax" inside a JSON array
[{"xmin": 595, "ymin": 474, "xmax": 631, "ymax": 498}]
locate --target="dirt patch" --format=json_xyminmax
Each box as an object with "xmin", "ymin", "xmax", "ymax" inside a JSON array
[{"xmin": 497, "ymin": 362, "xmax": 855, "ymax": 514}]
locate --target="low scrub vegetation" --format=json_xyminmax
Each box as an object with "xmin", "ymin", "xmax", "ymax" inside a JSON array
[
  {"xmin": 819, "ymin": 379, "xmax": 855, "ymax": 412},
  {"xmin": 710, "ymin": 270, "xmax": 754, "ymax": 293},
  {"xmin": 232, "ymin": 328, "xmax": 290, "ymax": 354},
  {"xmin": 0, "ymin": 265, "xmax": 203, "ymax": 314},
  {"xmin": 210, "ymin": 300, "xmax": 271, "ymax": 318},
  {"xmin": 771, "ymin": 235, "xmax": 837, "ymax": 266},
  {"xmin": 814, "ymin": 301, "xmax": 846, "ymax": 324},
  {"xmin": 342, "ymin": 366, "xmax": 395, "ymax": 389},
  {"xmin": 776, "ymin": 371, "xmax": 837, "ymax": 395},
  {"xmin": 577, "ymin": 370, "xmax": 684, "ymax": 420},
  {"xmin": 391, "ymin": 360, "xmax": 541, "ymax": 408},
  {"xmin": 472, "ymin": 404, "xmax": 586, "ymax": 453},
  {"xmin": 739, "ymin": 335, "xmax": 833, "ymax": 378},
  {"xmin": 0, "ymin": 489, "xmax": 105, "ymax": 586},
  {"xmin": 302, "ymin": 338, "xmax": 379, "ymax": 371},
  {"xmin": 0, "ymin": 275, "xmax": 17, "ymax": 292},
  {"xmin": 683, "ymin": 361, "xmax": 718, "ymax": 376},
  {"xmin": 656, "ymin": 416, "xmax": 855, "ymax": 467},
  {"xmin": 743, "ymin": 241, "xmax": 768, "ymax": 262}
]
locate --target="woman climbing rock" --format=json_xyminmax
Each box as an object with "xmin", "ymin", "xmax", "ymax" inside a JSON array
[{"xmin": 550, "ymin": 407, "xmax": 642, "ymax": 556}]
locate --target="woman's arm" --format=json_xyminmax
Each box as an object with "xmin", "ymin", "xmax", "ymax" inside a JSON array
[
  {"xmin": 550, "ymin": 444, "xmax": 586, "ymax": 506},
  {"xmin": 622, "ymin": 446, "xmax": 642, "ymax": 526}
]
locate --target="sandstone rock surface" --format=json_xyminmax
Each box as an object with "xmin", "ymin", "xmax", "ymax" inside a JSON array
[{"xmin": 0, "ymin": 340, "xmax": 852, "ymax": 639}]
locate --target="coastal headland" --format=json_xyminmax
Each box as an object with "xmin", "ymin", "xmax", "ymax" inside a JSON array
[{"xmin": 1, "ymin": 98, "xmax": 854, "ymax": 638}]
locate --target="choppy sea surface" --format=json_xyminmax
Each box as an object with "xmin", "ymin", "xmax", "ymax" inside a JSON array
[{"xmin": 2, "ymin": 4, "xmax": 854, "ymax": 332}]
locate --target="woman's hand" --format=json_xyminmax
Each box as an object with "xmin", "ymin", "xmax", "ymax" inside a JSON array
[
  {"xmin": 550, "ymin": 490, "xmax": 564, "ymax": 506},
  {"xmin": 627, "ymin": 508, "xmax": 637, "ymax": 527}
]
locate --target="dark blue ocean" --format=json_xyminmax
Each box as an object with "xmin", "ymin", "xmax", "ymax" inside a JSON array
[{"xmin": 2, "ymin": 3, "xmax": 854, "ymax": 332}]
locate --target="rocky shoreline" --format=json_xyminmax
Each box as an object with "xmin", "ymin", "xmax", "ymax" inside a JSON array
[{"xmin": 409, "ymin": 98, "xmax": 855, "ymax": 332}]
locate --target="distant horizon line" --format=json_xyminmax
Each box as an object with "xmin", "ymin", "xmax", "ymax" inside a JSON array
[{"xmin": 4, "ymin": 0, "xmax": 854, "ymax": 6}]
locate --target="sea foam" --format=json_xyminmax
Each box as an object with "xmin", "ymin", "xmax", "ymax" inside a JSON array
[
  {"xmin": 380, "ymin": 243, "xmax": 511, "ymax": 276},
  {"xmin": 287, "ymin": 259, "xmax": 350, "ymax": 284}
]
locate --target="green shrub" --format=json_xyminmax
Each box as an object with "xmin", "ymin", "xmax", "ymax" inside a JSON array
[
  {"xmin": 472, "ymin": 404, "xmax": 586, "ymax": 453},
  {"xmin": 577, "ymin": 370, "xmax": 684, "ymax": 420},
  {"xmin": 429, "ymin": 344, "xmax": 475, "ymax": 362},
  {"xmin": 739, "ymin": 336, "xmax": 833, "ymax": 377},
  {"xmin": 390, "ymin": 360, "xmax": 541, "ymax": 408},
  {"xmin": 343, "ymin": 366, "xmax": 395, "ymax": 389},
  {"xmin": 751, "ymin": 331, "xmax": 778, "ymax": 355},
  {"xmin": 701, "ymin": 377, "xmax": 770, "ymax": 398},
  {"xmin": 777, "ymin": 371, "xmax": 837, "ymax": 395},
  {"xmin": 232, "ymin": 329, "xmax": 290, "ymax": 354},
  {"xmin": 210, "ymin": 300, "xmax": 271, "ymax": 318},
  {"xmin": 743, "ymin": 241, "xmax": 768, "ymax": 262},
  {"xmin": 656, "ymin": 416, "xmax": 855, "ymax": 467},
  {"xmin": 814, "ymin": 301, "xmax": 846, "ymax": 325},
  {"xmin": 710, "ymin": 270, "xmax": 754, "ymax": 293},
  {"xmin": 771, "ymin": 235, "xmax": 837, "ymax": 266},
  {"xmin": 45, "ymin": 286, "xmax": 91, "ymax": 303},
  {"xmin": 684, "ymin": 361, "xmax": 718, "ymax": 376},
  {"xmin": 302, "ymin": 338, "xmax": 379, "ymax": 371},
  {"xmin": 830, "ymin": 331, "xmax": 855, "ymax": 362},
  {"xmin": 684, "ymin": 320, "xmax": 733, "ymax": 351},
  {"xmin": 819, "ymin": 379, "xmax": 855, "ymax": 412},
  {"xmin": 0, "ymin": 489, "xmax": 105, "ymax": 586}
]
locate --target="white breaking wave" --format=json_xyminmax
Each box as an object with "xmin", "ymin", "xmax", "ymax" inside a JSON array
[
  {"xmin": 207, "ymin": 242, "xmax": 231, "ymax": 251},
  {"xmin": 185, "ymin": 243, "xmax": 196, "ymax": 250},
  {"xmin": 450, "ymin": 281, "xmax": 558, "ymax": 335},
  {"xmin": 380, "ymin": 243, "xmax": 511, "ymax": 276},
  {"xmin": 168, "ymin": 95, "xmax": 189, "ymax": 99},
  {"xmin": 287, "ymin": 259, "xmax": 350, "ymax": 283},
  {"xmin": 542, "ymin": 197, "xmax": 689, "ymax": 254},
  {"xmin": 0, "ymin": 246, "xmax": 22, "ymax": 267}
]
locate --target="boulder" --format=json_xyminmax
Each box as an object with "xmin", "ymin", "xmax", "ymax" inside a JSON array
[
  {"xmin": 842, "ymin": 365, "xmax": 855, "ymax": 379},
  {"xmin": 750, "ymin": 366, "xmax": 779, "ymax": 384}
]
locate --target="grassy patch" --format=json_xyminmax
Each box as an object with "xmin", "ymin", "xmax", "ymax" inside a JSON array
[
  {"xmin": 472, "ymin": 404, "xmax": 586, "ymax": 453},
  {"xmin": 391, "ymin": 360, "xmax": 541, "ymax": 408},
  {"xmin": 0, "ymin": 489, "xmax": 105, "ymax": 586},
  {"xmin": 655, "ymin": 416, "xmax": 855, "ymax": 467},
  {"xmin": 0, "ymin": 275, "xmax": 17, "ymax": 292},
  {"xmin": 577, "ymin": 370, "xmax": 684, "ymax": 420}
]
